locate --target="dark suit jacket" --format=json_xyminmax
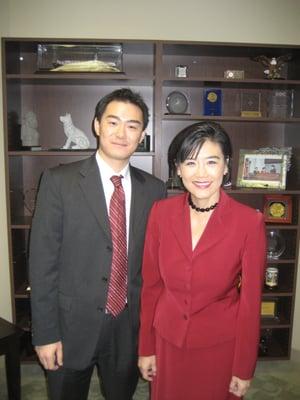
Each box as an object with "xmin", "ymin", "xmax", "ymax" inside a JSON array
[
  {"xmin": 29, "ymin": 155, "xmax": 166, "ymax": 369},
  {"xmin": 139, "ymin": 190, "xmax": 266, "ymax": 380}
]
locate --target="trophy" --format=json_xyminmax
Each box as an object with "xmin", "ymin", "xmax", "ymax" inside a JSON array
[
  {"xmin": 252, "ymin": 54, "xmax": 292, "ymax": 80},
  {"xmin": 267, "ymin": 230, "xmax": 285, "ymax": 259}
]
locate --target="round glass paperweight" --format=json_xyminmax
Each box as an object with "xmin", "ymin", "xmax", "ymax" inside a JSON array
[{"xmin": 267, "ymin": 230, "xmax": 285, "ymax": 259}]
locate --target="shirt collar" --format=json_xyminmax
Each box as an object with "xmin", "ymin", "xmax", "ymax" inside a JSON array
[{"xmin": 95, "ymin": 152, "xmax": 130, "ymax": 182}]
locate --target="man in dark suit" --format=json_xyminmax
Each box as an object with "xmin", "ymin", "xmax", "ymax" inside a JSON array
[{"xmin": 29, "ymin": 88, "xmax": 166, "ymax": 400}]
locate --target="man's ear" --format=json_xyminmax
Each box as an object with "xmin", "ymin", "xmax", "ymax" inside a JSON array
[
  {"xmin": 93, "ymin": 118, "xmax": 100, "ymax": 137},
  {"xmin": 139, "ymin": 130, "xmax": 146, "ymax": 143}
]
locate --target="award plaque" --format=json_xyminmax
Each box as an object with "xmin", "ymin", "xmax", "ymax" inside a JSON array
[
  {"xmin": 175, "ymin": 65, "xmax": 188, "ymax": 78},
  {"xmin": 261, "ymin": 300, "xmax": 277, "ymax": 318},
  {"xmin": 224, "ymin": 70, "xmax": 244, "ymax": 80},
  {"xmin": 264, "ymin": 194, "xmax": 292, "ymax": 223},
  {"xmin": 241, "ymin": 92, "xmax": 261, "ymax": 117},
  {"xmin": 203, "ymin": 89, "xmax": 222, "ymax": 116},
  {"xmin": 268, "ymin": 90, "xmax": 294, "ymax": 119}
]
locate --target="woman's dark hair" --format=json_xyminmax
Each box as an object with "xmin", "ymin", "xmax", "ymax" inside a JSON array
[
  {"xmin": 93, "ymin": 88, "xmax": 149, "ymax": 130},
  {"xmin": 168, "ymin": 121, "xmax": 232, "ymax": 185}
]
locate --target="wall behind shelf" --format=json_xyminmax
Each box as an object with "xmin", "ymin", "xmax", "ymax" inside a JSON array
[
  {"xmin": 1, "ymin": 0, "xmax": 300, "ymax": 354},
  {"xmin": 2, "ymin": 0, "xmax": 300, "ymax": 45}
]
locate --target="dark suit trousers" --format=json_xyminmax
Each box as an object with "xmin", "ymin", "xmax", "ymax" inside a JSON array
[{"xmin": 47, "ymin": 306, "xmax": 139, "ymax": 400}]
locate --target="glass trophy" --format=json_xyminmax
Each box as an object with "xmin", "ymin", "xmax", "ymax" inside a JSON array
[
  {"xmin": 268, "ymin": 89, "xmax": 294, "ymax": 119},
  {"xmin": 267, "ymin": 230, "xmax": 286, "ymax": 259},
  {"xmin": 241, "ymin": 92, "xmax": 261, "ymax": 117}
]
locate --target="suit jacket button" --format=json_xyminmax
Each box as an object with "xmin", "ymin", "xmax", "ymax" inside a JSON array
[
  {"xmin": 106, "ymin": 245, "xmax": 112, "ymax": 251},
  {"xmin": 102, "ymin": 277, "xmax": 108, "ymax": 282}
]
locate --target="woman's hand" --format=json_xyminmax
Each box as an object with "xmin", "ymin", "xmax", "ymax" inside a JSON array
[
  {"xmin": 229, "ymin": 376, "xmax": 251, "ymax": 397},
  {"xmin": 138, "ymin": 355, "xmax": 157, "ymax": 381}
]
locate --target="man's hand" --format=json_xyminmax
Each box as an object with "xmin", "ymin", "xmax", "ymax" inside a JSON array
[
  {"xmin": 138, "ymin": 355, "xmax": 157, "ymax": 381},
  {"xmin": 229, "ymin": 376, "xmax": 251, "ymax": 397},
  {"xmin": 35, "ymin": 341, "xmax": 63, "ymax": 370}
]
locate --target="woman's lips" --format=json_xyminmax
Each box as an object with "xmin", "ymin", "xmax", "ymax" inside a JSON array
[{"xmin": 193, "ymin": 181, "xmax": 211, "ymax": 189}]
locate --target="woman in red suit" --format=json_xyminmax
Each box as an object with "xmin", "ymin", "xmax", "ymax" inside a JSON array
[{"xmin": 138, "ymin": 121, "xmax": 266, "ymax": 399}]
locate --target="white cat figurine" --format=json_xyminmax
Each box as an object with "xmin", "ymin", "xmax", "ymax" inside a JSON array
[{"xmin": 60, "ymin": 113, "xmax": 90, "ymax": 150}]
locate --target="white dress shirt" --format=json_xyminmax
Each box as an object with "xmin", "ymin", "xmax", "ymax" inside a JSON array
[{"xmin": 95, "ymin": 152, "xmax": 132, "ymax": 250}]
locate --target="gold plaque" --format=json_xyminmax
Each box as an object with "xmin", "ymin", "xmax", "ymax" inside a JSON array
[
  {"xmin": 261, "ymin": 301, "xmax": 277, "ymax": 317},
  {"xmin": 224, "ymin": 70, "xmax": 244, "ymax": 80},
  {"xmin": 241, "ymin": 92, "xmax": 262, "ymax": 117}
]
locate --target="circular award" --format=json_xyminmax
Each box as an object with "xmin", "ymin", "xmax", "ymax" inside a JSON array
[
  {"xmin": 207, "ymin": 91, "xmax": 218, "ymax": 102},
  {"xmin": 269, "ymin": 201, "xmax": 285, "ymax": 218},
  {"xmin": 166, "ymin": 91, "xmax": 188, "ymax": 114}
]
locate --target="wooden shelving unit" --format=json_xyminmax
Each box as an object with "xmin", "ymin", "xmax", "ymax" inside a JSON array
[{"xmin": 2, "ymin": 37, "xmax": 300, "ymax": 361}]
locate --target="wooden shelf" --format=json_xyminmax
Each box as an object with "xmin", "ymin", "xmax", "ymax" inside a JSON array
[
  {"xmin": 11, "ymin": 216, "xmax": 32, "ymax": 229},
  {"xmin": 262, "ymin": 291, "xmax": 293, "ymax": 297},
  {"xmin": 3, "ymin": 37, "xmax": 300, "ymax": 363},
  {"xmin": 163, "ymin": 114, "xmax": 300, "ymax": 123},
  {"xmin": 266, "ymin": 258, "xmax": 296, "ymax": 264},
  {"xmin": 167, "ymin": 188, "xmax": 300, "ymax": 195},
  {"xmin": 261, "ymin": 316, "xmax": 290, "ymax": 328},
  {"xmin": 163, "ymin": 77, "xmax": 300, "ymax": 86},
  {"xmin": 8, "ymin": 150, "xmax": 155, "ymax": 156},
  {"xmin": 6, "ymin": 73, "xmax": 154, "ymax": 86},
  {"xmin": 15, "ymin": 282, "xmax": 31, "ymax": 299}
]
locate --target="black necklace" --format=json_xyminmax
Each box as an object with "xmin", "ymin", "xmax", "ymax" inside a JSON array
[{"xmin": 188, "ymin": 194, "xmax": 218, "ymax": 213}]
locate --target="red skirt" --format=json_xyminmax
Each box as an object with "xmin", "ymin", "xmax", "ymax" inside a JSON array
[{"xmin": 151, "ymin": 333, "xmax": 242, "ymax": 400}]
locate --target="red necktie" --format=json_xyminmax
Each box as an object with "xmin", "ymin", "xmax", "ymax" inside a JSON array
[{"xmin": 106, "ymin": 175, "xmax": 128, "ymax": 316}]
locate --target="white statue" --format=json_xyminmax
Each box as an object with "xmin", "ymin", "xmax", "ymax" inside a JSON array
[
  {"xmin": 21, "ymin": 111, "xmax": 40, "ymax": 147},
  {"xmin": 59, "ymin": 113, "xmax": 90, "ymax": 150}
]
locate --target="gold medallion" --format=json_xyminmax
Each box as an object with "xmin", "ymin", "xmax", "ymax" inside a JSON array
[{"xmin": 269, "ymin": 201, "xmax": 285, "ymax": 218}]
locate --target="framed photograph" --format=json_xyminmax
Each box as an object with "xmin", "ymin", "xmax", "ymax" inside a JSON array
[
  {"xmin": 236, "ymin": 149, "xmax": 289, "ymax": 189},
  {"xmin": 264, "ymin": 194, "xmax": 292, "ymax": 223}
]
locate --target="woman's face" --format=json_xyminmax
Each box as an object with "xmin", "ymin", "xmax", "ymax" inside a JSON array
[{"xmin": 177, "ymin": 139, "xmax": 228, "ymax": 207}]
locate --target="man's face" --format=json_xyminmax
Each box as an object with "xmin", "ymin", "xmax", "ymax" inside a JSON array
[{"xmin": 94, "ymin": 100, "xmax": 145, "ymax": 168}]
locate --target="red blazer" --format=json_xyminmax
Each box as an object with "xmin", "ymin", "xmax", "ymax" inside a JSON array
[{"xmin": 139, "ymin": 189, "xmax": 266, "ymax": 380}]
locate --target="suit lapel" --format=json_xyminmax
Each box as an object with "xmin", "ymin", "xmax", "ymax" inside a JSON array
[
  {"xmin": 170, "ymin": 194, "xmax": 193, "ymax": 262},
  {"xmin": 170, "ymin": 191, "xmax": 232, "ymax": 261},
  {"xmin": 128, "ymin": 166, "xmax": 147, "ymax": 255},
  {"xmin": 192, "ymin": 190, "xmax": 231, "ymax": 258},
  {"xmin": 78, "ymin": 155, "xmax": 111, "ymax": 242}
]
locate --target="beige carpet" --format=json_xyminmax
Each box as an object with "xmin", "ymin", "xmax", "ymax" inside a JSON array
[{"xmin": 1, "ymin": 358, "xmax": 300, "ymax": 399}]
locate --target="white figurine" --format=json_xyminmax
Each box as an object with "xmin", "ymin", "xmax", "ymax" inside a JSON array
[
  {"xmin": 59, "ymin": 113, "xmax": 90, "ymax": 150},
  {"xmin": 21, "ymin": 111, "xmax": 40, "ymax": 147}
]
